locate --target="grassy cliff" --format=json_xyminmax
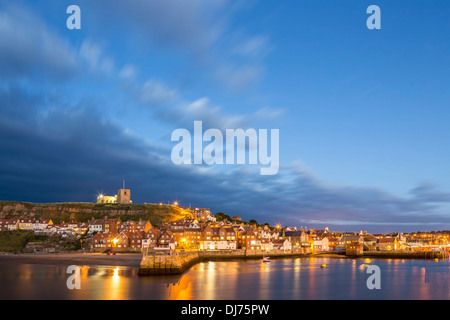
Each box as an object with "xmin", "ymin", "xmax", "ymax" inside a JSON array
[
  {"xmin": 0, "ymin": 201, "xmax": 191, "ymax": 226},
  {"xmin": 0, "ymin": 230, "xmax": 34, "ymax": 252}
]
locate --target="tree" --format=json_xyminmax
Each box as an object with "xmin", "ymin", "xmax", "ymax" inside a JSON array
[{"xmin": 215, "ymin": 212, "xmax": 232, "ymax": 221}]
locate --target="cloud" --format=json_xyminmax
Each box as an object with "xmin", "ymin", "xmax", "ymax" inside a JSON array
[
  {"xmin": 409, "ymin": 182, "xmax": 450, "ymax": 203},
  {"xmin": 89, "ymin": 0, "xmax": 229, "ymax": 52},
  {"xmin": 0, "ymin": 1, "xmax": 283, "ymax": 146},
  {"xmin": 0, "ymin": 3, "xmax": 79, "ymax": 80},
  {"xmin": 83, "ymin": 0, "xmax": 270, "ymax": 91},
  {"xmin": 140, "ymin": 79, "xmax": 178, "ymax": 106},
  {"xmin": 0, "ymin": 3, "xmax": 119, "ymax": 83},
  {"xmin": 124, "ymin": 73, "xmax": 285, "ymax": 131},
  {"xmin": 231, "ymin": 35, "xmax": 272, "ymax": 58},
  {"xmin": 79, "ymin": 40, "xmax": 115, "ymax": 75},
  {"xmin": 215, "ymin": 64, "xmax": 264, "ymax": 92},
  {"xmin": 155, "ymin": 95, "xmax": 284, "ymax": 132},
  {"xmin": 119, "ymin": 65, "xmax": 139, "ymax": 81}
]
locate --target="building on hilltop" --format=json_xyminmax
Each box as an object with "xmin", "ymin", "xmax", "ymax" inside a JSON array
[
  {"xmin": 97, "ymin": 194, "xmax": 117, "ymax": 204},
  {"xmin": 117, "ymin": 188, "xmax": 132, "ymax": 204},
  {"xmin": 97, "ymin": 181, "xmax": 132, "ymax": 204}
]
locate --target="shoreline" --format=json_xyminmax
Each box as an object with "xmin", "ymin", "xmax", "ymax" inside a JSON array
[{"xmin": 0, "ymin": 252, "xmax": 142, "ymax": 268}]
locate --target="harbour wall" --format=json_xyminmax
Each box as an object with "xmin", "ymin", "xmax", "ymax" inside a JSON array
[
  {"xmin": 138, "ymin": 249, "xmax": 308, "ymax": 276},
  {"xmin": 357, "ymin": 250, "xmax": 449, "ymax": 260}
]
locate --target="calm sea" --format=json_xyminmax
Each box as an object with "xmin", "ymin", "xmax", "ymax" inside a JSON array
[{"xmin": 0, "ymin": 257, "xmax": 449, "ymax": 300}]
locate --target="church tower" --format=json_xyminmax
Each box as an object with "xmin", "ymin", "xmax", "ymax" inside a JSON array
[{"xmin": 117, "ymin": 180, "xmax": 132, "ymax": 204}]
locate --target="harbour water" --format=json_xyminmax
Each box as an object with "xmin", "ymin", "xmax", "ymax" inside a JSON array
[{"xmin": 1, "ymin": 257, "xmax": 449, "ymax": 300}]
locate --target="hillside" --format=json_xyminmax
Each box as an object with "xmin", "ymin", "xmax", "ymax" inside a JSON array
[
  {"xmin": 0, "ymin": 230, "xmax": 35, "ymax": 252},
  {"xmin": 0, "ymin": 201, "xmax": 191, "ymax": 226}
]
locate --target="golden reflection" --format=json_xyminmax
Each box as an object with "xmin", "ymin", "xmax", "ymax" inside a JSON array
[
  {"xmin": 205, "ymin": 262, "xmax": 216, "ymax": 299},
  {"xmin": 259, "ymin": 259, "xmax": 272, "ymax": 299},
  {"xmin": 169, "ymin": 274, "xmax": 192, "ymax": 300},
  {"xmin": 260, "ymin": 260, "xmax": 271, "ymax": 272},
  {"xmin": 107, "ymin": 267, "xmax": 122, "ymax": 300},
  {"xmin": 364, "ymin": 258, "xmax": 371, "ymax": 264},
  {"xmin": 19, "ymin": 264, "xmax": 32, "ymax": 280},
  {"xmin": 79, "ymin": 266, "xmax": 89, "ymax": 278},
  {"xmin": 358, "ymin": 263, "xmax": 370, "ymax": 271},
  {"xmin": 292, "ymin": 259, "xmax": 301, "ymax": 300},
  {"xmin": 113, "ymin": 267, "xmax": 120, "ymax": 281},
  {"xmin": 307, "ymin": 258, "xmax": 317, "ymax": 299},
  {"xmin": 100, "ymin": 266, "xmax": 132, "ymax": 300}
]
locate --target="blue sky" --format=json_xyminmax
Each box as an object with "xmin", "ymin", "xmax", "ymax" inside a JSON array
[{"xmin": 1, "ymin": 0, "xmax": 450, "ymax": 233}]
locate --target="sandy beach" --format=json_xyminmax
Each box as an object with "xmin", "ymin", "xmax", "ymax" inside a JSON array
[{"xmin": 0, "ymin": 252, "xmax": 143, "ymax": 268}]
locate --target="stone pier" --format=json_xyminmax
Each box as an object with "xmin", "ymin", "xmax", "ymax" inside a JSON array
[
  {"xmin": 138, "ymin": 252, "xmax": 200, "ymax": 275},
  {"xmin": 361, "ymin": 250, "xmax": 449, "ymax": 260},
  {"xmin": 138, "ymin": 249, "xmax": 308, "ymax": 276}
]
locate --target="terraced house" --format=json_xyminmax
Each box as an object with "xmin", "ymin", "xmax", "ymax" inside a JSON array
[
  {"xmin": 0, "ymin": 219, "xmax": 19, "ymax": 231},
  {"xmin": 202, "ymin": 225, "xmax": 237, "ymax": 250},
  {"xmin": 15, "ymin": 219, "xmax": 53, "ymax": 231},
  {"xmin": 92, "ymin": 232, "xmax": 116, "ymax": 250},
  {"xmin": 155, "ymin": 230, "xmax": 175, "ymax": 251},
  {"xmin": 171, "ymin": 227, "xmax": 203, "ymax": 250},
  {"xmin": 88, "ymin": 218, "xmax": 121, "ymax": 235},
  {"xmin": 191, "ymin": 208, "xmax": 216, "ymax": 222},
  {"xmin": 238, "ymin": 230, "xmax": 260, "ymax": 250},
  {"xmin": 142, "ymin": 228, "xmax": 161, "ymax": 249},
  {"xmin": 117, "ymin": 231, "xmax": 146, "ymax": 250}
]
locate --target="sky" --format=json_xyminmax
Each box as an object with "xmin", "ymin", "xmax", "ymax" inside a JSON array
[{"xmin": 1, "ymin": 0, "xmax": 450, "ymax": 233}]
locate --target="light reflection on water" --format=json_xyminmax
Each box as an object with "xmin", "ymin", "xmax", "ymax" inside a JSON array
[{"xmin": 0, "ymin": 257, "xmax": 449, "ymax": 300}]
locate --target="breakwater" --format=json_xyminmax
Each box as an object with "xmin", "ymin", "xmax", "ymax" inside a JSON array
[
  {"xmin": 321, "ymin": 250, "xmax": 449, "ymax": 260},
  {"xmin": 360, "ymin": 250, "xmax": 449, "ymax": 260},
  {"xmin": 138, "ymin": 249, "xmax": 308, "ymax": 276}
]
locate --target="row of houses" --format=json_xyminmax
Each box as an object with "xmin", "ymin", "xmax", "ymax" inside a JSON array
[
  {"xmin": 87, "ymin": 218, "xmax": 152, "ymax": 235},
  {"xmin": 91, "ymin": 220, "xmax": 294, "ymax": 252},
  {"xmin": 0, "ymin": 219, "xmax": 54, "ymax": 232},
  {"xmin": 0, "ymin": 216, "xmax": 401, "ymax": 253},
  {"xmin": 0, "ymin": 217, "xmax": 152, "ymax": 238},
  {"xmin": 2, "ymin": 214, "xmax": 445, "ymax": 253},
  {"xmin": 281, "ymin": 228, "xmax": 406, "ymax": 252}
]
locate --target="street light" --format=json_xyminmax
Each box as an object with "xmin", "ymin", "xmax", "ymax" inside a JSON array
[
  {"xmin": 180, "ymin": 238, "xmax": 189, "ymax": 251},
  {"xmin": 113, "ymin": 238, "xmax": 118, "ymax": 255}
]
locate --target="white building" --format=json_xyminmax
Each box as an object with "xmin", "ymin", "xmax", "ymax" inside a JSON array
[
  {"xmin": 272, "ymin": 239, "xmax": 292, "ymax": 252},
  {"xmin": 312, "ymin": 236, "xmax": 329, "ymax": 252}
]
